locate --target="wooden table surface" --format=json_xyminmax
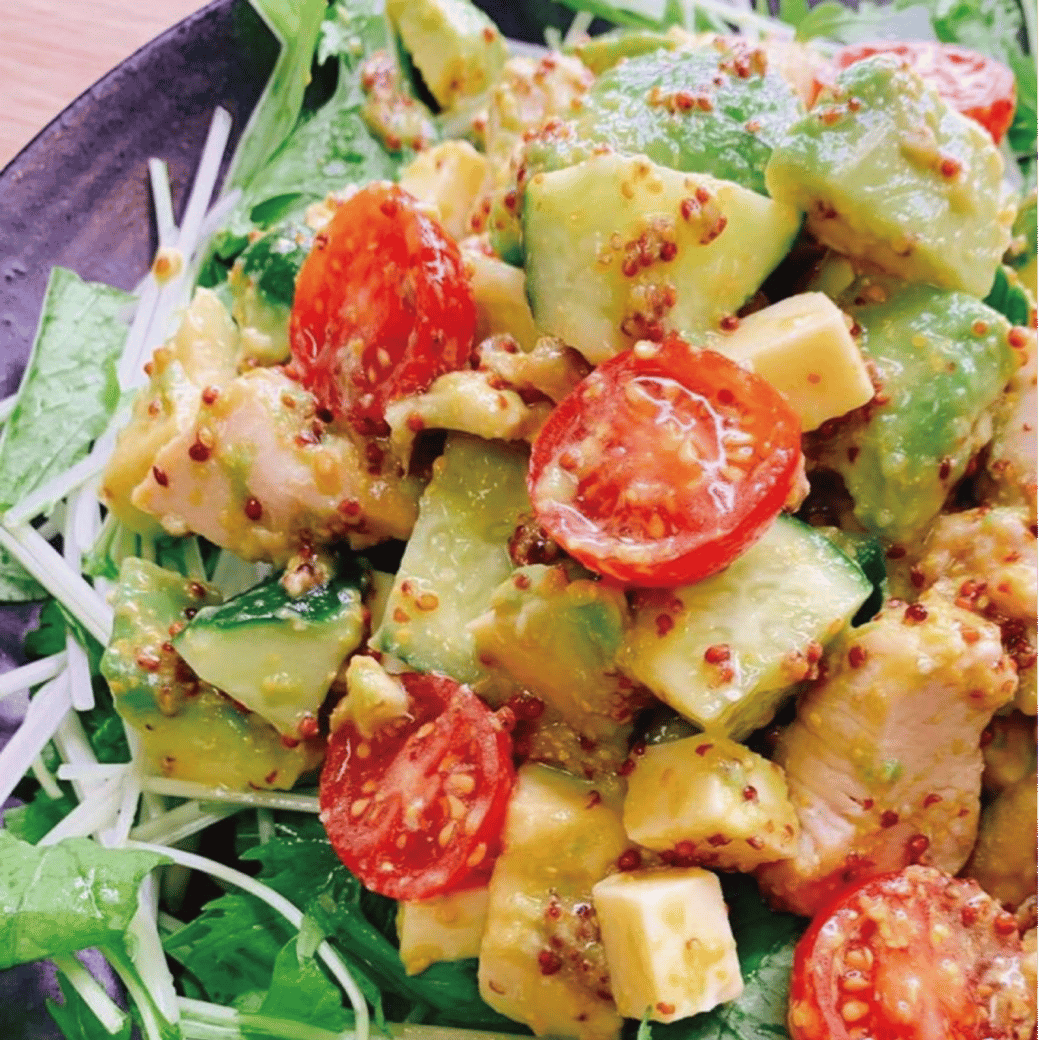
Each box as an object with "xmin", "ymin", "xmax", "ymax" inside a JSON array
[{"xmin": 0, "ymin": 0, "xmax": 207, "ymax": 169}]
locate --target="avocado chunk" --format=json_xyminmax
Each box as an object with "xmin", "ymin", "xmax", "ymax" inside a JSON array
[
  {"xmin": 812, "ymin": 277, "xmax": 1018, "ymax": 545},
  {"xmin": 101, "ymin": 558, "xmax": 322, "ymax": 790},
  {"xmin": 371, "ymin": 434, "xmax": 529, "ymax": 683},
  {"xmin": 386, "ymin": 0, "xmax": 507, "ymax": 111},
  {"xmin": 174, "ymin": 556, "xmax": 368, "ymax": 739},
  {"xmin": 566, "ymin": 27, "xmax": 681, "ymax": 76},
  {"xmin": 765, "ymin": 54, "xmax": 1014, "ymax": 298},
  {"xmin": 617, "ymin": 515, "xmax": 871, "ymax": 740},
  {"xmin": 228, "ymin": 224, "xmax": 311, "ymax": 369},
  {"xmin": 479, "ymin": 764, "xmax": 629, "ymax": 1040},
  {"xmin": 535, "ymin": 45, "xmax": 804, "ymax": 197},
  {"xmin": 524, "ymin": 153, "xmax": 801, "ymax": 364},
  {"xmin": 471, "ymin": 564, "xmax": 637, "ymax": 741}
]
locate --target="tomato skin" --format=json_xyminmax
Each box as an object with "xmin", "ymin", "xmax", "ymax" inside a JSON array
[
  {"xmin": 289, "ymin": 182, "xmax": 476, "ymax": 434},
  {"xmin": 527, "ymin": 335, "xmax": 802, "ymax": 588},
  {"xmin": 789, "ymin": 865, "xmax": 1033, "ymax": 1040},
  {"xmin": 319, "ymin": 673, "xmax": 515, "ymax": 901},
  {"xmin": 835, "ymin": 42, "xmax": 1016, "ymax": 143}
]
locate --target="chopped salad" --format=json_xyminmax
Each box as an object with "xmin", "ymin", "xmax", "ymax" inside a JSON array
[{"xmin": 0, "ymin": 1, "xmax": 1037, "ymax": 1039}]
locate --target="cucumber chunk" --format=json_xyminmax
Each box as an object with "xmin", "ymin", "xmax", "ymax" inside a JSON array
[
  {"xmin": 174, "ymin": 556, "xmax": 369, "ymax": 738},
  {"xmin": 617, "ymin": 515, "xmax": 870, "ymax": 739},
  {"xmin": 371, "ymin": 434, "xmax": 529, "ymax": 683}
]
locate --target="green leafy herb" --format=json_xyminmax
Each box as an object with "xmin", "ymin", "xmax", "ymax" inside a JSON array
[
  {"xmin": 985, "ymin": 265, "xmax": 1034, "ymax": 325},
  {"xmin": 0, "ymin": 267, "xmax": 131, "ymax": 601},
  {"xmin": 47, "ymin": 975, "xmax": 133, "ymax": 1040},
  {"xmin": 2, "ymin": 786, "xmax": 78, "ymax": 844},
  {"xmin": 0, "ymin": 832, "xmax": 167, "ymax": 969},
  {"xmin": 226, "ymin": 0, "xmax": 329, "ymax": 193}
]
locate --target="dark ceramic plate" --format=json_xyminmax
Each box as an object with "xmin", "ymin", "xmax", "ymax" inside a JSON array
[{"xmin": 0, "ymin": 2, "xmax": 553, "ymax": 1033}]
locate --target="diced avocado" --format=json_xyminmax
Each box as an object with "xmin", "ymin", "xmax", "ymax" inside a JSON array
[
  {"xmin": 617, "ymin": 515, "xmax": 871, "ymax": 739},
  {"xmin": 371, "ymin": 434, "xmax": 529, "ymax": 683},
  {"xmin": 101, "ymin": 289, "xmax": 238, "ymax": 534},
  {"xmin": 708, "ymin": 292, "xmax": 874, "ymax": 431},
  {"xmin": 566, "ymin": 27, "xmax": 681, "ymax": 76},
  {"xmin": 397, "ymin": 886, "xmax": 489, "ymax": 975},
  {"xmin": 524, "ymin": 153, "xmax": 801, "ymax": 364},
  {"xmin": 399, "ymin": 141, "xmax": 488, "ymax": 241},
  {"xmin": 101, "ymin": 558, "xmax": 322, "ymax": 790},
  {"xmin": 335, "ymin": 655, "xmax": 410, "ymax": 739},
  {"xmin": 227, "ymin": 224, "xmax": 311, "ymax": 369},
  {"xmin": 463, "ymin": 246, "xmax": 540, "ymax": 351},
  {"xmin": 471, "ymin": 564, "xmax": 636, "ymax": 741},
  {"xmin": 622, "ymin": 735, "xmax": 800, "ymax": 871},
  {"xmin": 765, "ymin": 55, "xmax": 1014, "ymax": 298},
  {"xmin": 479, "ymin": 764, "xmax": 629, "ymax": 1040},
  {"xmin": 592, "ymin": 868, "xmax": 743, "ymax": 1022},
  {"xmin": 813, "ymin": 278, "xmax": 1018, "ymax": 545},
  {"xmin": 173, "ymin": 556, "xmax": 368, "ymax": 739},
  {"xmin": 536, "ymin": 45, "xmax": 804, "ymax": 197},
  {"xmin": 386, "ymin": 0, "xmax": 507, "ymax": 111}
]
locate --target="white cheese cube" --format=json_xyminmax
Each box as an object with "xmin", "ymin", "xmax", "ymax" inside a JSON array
[
  {"xmin": 592, "ymin": 868, "xmax": 743, "ymax": 1022},
  {"xmin": 623, "ymin": 736, "xmax": 800, "ymax": 871},
  {"xmin": 400, "ymin": 141, "xmax": 488, "ymax": 240},
  {"xmin": 397, "ymin": 886, "xmax": 490, "ymax": 975},
  {"xmin": 463, "ymin": 247, "xmax": 540, "ymax": 352},
  {"xmin": 713, "ymin": 292, "xmax": 874, "ymax": 431}
]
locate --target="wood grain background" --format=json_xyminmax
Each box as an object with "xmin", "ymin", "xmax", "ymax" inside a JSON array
[{"xmin": 0, "ymin": 0, "xmax": 206, "ymax": 168}]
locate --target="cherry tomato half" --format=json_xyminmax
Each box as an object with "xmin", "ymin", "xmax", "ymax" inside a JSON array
[
  {"xmin": 319, "ymin": 673, "xmax": 515, "ymax": 901},
  {"xmin": 789, "ymin": 865, "xmax": 1033, "ymax": 1040},
  {"xmin": 289, "ymin": 183, "xmax": 476, "ymax": 434},
  {"xmin": 836, "ymin": 42, "xmax": 1017, "ymax": 143},
  {"xmin": 527, "ymin": 335, "xmax": 802, "ymax": 588}
]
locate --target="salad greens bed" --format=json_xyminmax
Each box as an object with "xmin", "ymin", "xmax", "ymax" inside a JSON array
[{"xmin": 0, "ymin": 0, "xmax": 1035, "ymax": 1038}]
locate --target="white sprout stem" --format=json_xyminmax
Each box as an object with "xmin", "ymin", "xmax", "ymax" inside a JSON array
[
  {"xmin": 178, "ymin": 998, "xmax": 349, "ymax": 1040},
  {"xmin": 38, "ymin": 775, "xmax": 123, "ymax": 846},
  {"xmin": 52, "ymin": 953, "xmax": 129, "ymax": 1036},
  {"xmin": 256, "ymin": 807, "xmax": 276, "ymax": 845},
  {"xmin": 64, "ymin": 488, "xmax": 96, "ymax": 711},
  {"xmin": 0, "ymin": 523, "xmax": 112, "ymax": 644},
  {"xmin": 130, "ymin": 799, "xmax": 243, "ymax": 846},
  {"xmin": 0, "ymin": 672, "xmax": 71, "ymax": 807},
  {"xmin": 149, "ymin": 159, "xmax": 177, "ymax": 249},
  {"xmin": 0, "ymin": 393, "xmax": 16, "ymax": 426},
  {"xmin": 178, "ymin": 108, "xmax": 233, "ymax": 259},
  {"xmin": 0, "ymin": 651, "xmax": 67, "ymax": 700},
  {"xmin": 58, "ymin": 762, "xmax": 129, "ymax": 782},
  {"xmin": 196, "ymin": 186, "xmax": 243, "ymax": 243},
  {"xmin": 103, "ymin": 762, "xmax": 143, "ymax": 846},
  {"xmin": 31, "ymin": 754, "xmax": 63, "ymax": 800},
  {"xmin": 562, "ymin": 10, "xmax": 594, "ymax": 47},
  {"xmin": 140, "ymin": 776, "xmax": 320, "ymax": 813},
  {"xmin": 54, "ymin": 711, "xmax": 103, "ymax": 801},
  {"xmin": 36, "ymin": 511, "xmax": 64, "ymax": 542},
  {"xmin": 687, "ymin": 0, "xmax": 794, "ymax": 36},
  {"xmin": 126, "ymin": 899, "xmax": 181, "ymax": 1026},
  {"xmin": 128, "ymin": 841, "xmax": 370, "ymax": 1040},
  {"xmin": 5, "ymin": 448, "xmax": 108, "ymax": 526}
]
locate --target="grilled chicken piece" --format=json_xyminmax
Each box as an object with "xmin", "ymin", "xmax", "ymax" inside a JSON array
[
  {"xmin": 757, "ymin": 590, "xmax": 1017, "ymax": 917},
  {"xmin": 918, "ymin": 505, "xmax": 1038, "ymax": 715},
  {"xmin": 131, "ymin": 367, "xmax": 421, "ymax": 563},
  {"xmin": 981, "ymin": 326, "xmax": 1037, "ymax": 515}
]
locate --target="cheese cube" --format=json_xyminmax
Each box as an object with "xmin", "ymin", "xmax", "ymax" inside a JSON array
[
  {"xmin": 400, "ymin": 141, "xmax": 489, "ymax": 240},
  {"xmin": 713, "ymin": 292, "xmax": 874, "ymax": 431},
  {"xmin": 592, "ymin": 868, "xmax": 743, "ymax": 1022},
  {"xmin": 623, "ymin": 736, "xmax": 799, "ymax": 871},
  {"xmin": 397, "ymin": 886, "xmax": 490, "ymax": 975}
]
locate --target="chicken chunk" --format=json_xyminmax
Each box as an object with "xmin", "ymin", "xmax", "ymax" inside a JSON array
[
  {"xmin": 918, "ymin": 505, "xmax": 1038, "ymax": 715},
  {"xmin": 757, "ymin": 590, "xmax": 1017, "ymax": 917},
  {"xmin": 981, "ymin": 326, "xmax": 1037, "ymax": 516},
  {"xmin": 131, "ymin": 367, "xmax": 422, "ymax": 563}
]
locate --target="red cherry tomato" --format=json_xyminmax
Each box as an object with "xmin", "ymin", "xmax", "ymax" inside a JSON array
[
  {"xmin": 319, "ymin": 672, "xmax": 515, "ymax": 900},
  {"xmin": 835, "ymin": 42, "xmax": 1016, "ymax": 143},
  {"xmin": 789, "ymin": 865, "xmax": 1033, "ymax": 1040},
  {"xmin": 527, "ymin": 335, "xmax": 802, "ymax": 588},
  {"xmin": 289, "ymin": 182, "xmax": 476, "ymax": 434}
]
